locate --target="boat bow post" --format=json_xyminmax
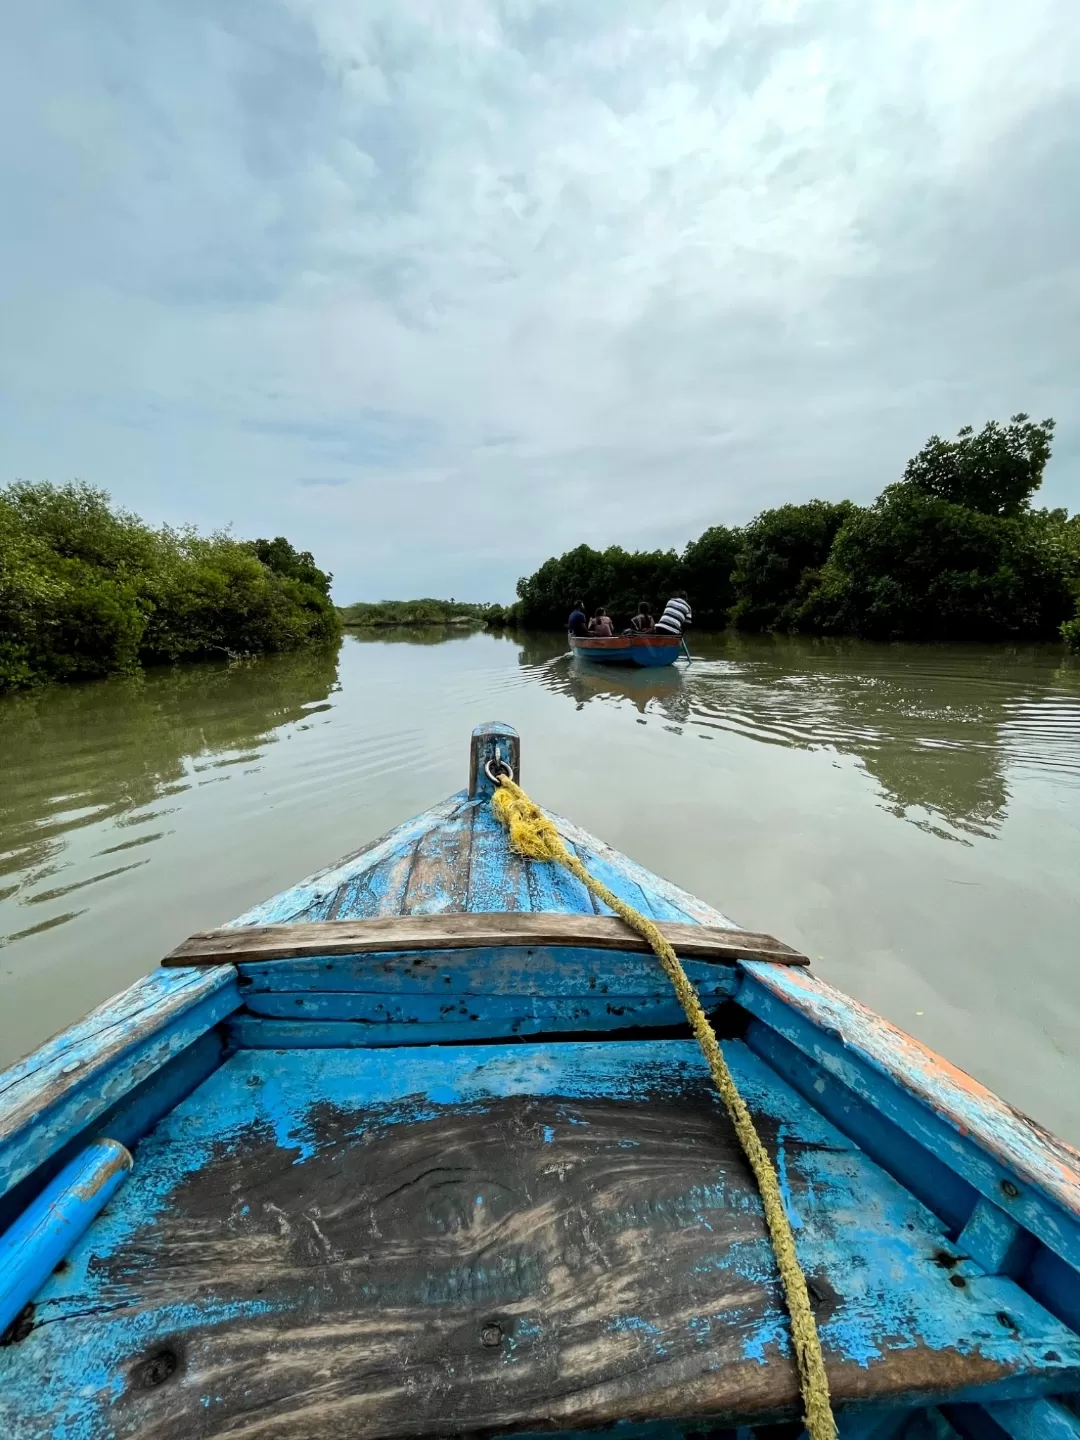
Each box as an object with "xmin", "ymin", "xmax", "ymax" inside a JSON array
[{"xmin": 468, "ymin": 720, "xmax": 520, "ymax": 797}]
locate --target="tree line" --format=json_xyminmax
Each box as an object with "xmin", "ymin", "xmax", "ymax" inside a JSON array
[
  {"xmin": 0, "ymin": 480, "xmax": 341, "ymax": 692},
  {"xmin": 502, "ymin": 416, "xmax": 1080, "ymax": 649},
  {"xmin": 339, "ymin": 598, "xmax": 502, "ymax": 627}
]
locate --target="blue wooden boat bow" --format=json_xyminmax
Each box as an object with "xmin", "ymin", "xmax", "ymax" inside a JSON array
[{"xmin": 1, "ymin": 722, "xmax": 1079, "ymax": 1440}]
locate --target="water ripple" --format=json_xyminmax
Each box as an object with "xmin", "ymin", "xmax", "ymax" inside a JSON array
[{"xmin": 529, "ymin": 638, "xmax": 1080, "ymax": 839}]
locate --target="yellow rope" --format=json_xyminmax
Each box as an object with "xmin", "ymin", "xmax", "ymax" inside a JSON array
[{"xmin": 490, "ymin": 775, "xmax": 837, "ymax": 1440}]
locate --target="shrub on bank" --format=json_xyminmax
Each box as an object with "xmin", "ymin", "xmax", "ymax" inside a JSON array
[
  {"xmin": 0, "ymin": 481, "xmax": 340, "ymax": 693},
  {"xmin": 728, "ymin": 501, "xmax": 855, "ymax": 633}
]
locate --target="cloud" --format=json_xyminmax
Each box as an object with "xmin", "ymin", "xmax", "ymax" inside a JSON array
[{"xmin": 1, "ymin": 0, "xmax": 1078, "ymax": 601}]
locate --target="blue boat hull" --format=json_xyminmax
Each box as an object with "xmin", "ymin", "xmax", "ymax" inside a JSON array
[
  {"xmin": 1, "ymin": 722, "xmax": 1078, "ymax": 1440},
  {"xmin": 570, "ymin": 633, "xmax": 683, "ymax": 666}
]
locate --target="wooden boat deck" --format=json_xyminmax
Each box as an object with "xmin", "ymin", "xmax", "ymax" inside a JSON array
[
  {"xmin": 12, "ymin": 1040, "xmax": 1080, "ymax": 1439},
  {"xmin": 228, "ymin": 790, "xmax": 726, "ymax": 931}
]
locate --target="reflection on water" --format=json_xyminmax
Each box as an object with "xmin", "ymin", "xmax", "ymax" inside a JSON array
[
  {"xmin": 0, "ymin": 629, "xmax": 1078, "ymax": 1142},
  {"xmin": 0, "ymin": 649, "xmax": 340, "ymax": 947},
  {"xmin": 562, "ymin": 663, "xmax": 690, "ymax": 718},
  {"xmin": 344, "ymin": 623, "xmax": 484, "ymax": 646},
  {"xmin": 523, "ymin": 633, "xmax": 1080, "ymax": 844}
]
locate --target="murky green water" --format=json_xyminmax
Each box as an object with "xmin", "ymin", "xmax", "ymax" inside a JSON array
[{"xmin": 2, "ymin": 630, "xmax": 1078, "ymax": 1140}]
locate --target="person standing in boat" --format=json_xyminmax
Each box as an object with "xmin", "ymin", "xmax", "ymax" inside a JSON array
[
  {"xmin": 588, "ymin": 607, "xmax": 615, "ymax": 636},
  {"xmin": 654, "ymin": 591, "xmax": 691, "ymax": 637},
  {"xmin": 568, "ymin": 601, "xmax": 588, "ymax": 637}
]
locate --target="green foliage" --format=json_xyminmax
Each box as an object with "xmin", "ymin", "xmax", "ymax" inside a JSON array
[
  {"xmin": 483, "ymin": 603, "xmax": 520, "ymax": 628},
  {"xmin": 680, "ymin": 525, "xmax": 741, "ymax": 627},
  {"xmin": 798, "ymin": 488, "xmax": 1075, "ymax": 641},
  {"xmin": 1059, "ymin": 513, "xmax": 1080, "ymax": 652},
  {"xmin": 729, "ymin": 501, "xmax": 855, "ymax": 633},
  {"xmin": 515, "ymin": 543, "xmax": 684, "ymax": 629},
  {"xmin": 510, "ymin": 416, "xmax": 1075, "ymax": 646},
  {"xmin": 247, "ymin": 536, "xmax": 333, "ymax": 595},
  {"xmin": 903, "ymin": 414, "xmax": 1054, "ymax": 518},
  {"xmin": 0, "ymin": 481, "xmax": 340, "ymax": 693},
  {"xmin": 338, "ymin": 598, "xmax": 498, "ymax": 627}
]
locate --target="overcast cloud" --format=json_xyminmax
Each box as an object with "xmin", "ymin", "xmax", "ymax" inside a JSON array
[{"xmin": 2, "ymin": 0, "xmax": 1078, "ymax": 601}]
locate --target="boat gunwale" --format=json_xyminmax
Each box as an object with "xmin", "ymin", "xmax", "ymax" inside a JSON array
[
  {"xmin": 741, "ymin": 961, "xmax": 1080, "ymax": 1231},
  {"xmin": 569, "ymin": 633, "xmax": 681, "ymax": 650}
]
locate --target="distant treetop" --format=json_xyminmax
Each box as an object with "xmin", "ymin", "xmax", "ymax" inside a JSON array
[{"xmin": 902, "ymin": 414, "xmax": 1055, "ymax": 519}]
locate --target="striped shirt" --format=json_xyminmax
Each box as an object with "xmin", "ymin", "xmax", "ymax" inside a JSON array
[{"xmin": 654, "ymin": 597, "xmax": 691, "ymax": 635}]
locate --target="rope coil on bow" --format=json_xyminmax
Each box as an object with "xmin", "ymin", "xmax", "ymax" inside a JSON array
[{"xmin": 488, "ymin": 768, "xmax": 837, "ymax": 1440}]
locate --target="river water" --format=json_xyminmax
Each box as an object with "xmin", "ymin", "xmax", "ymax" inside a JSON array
[{"xmin": 2, "ymin": 629, "xmax": 1078, "ymax": 1141}]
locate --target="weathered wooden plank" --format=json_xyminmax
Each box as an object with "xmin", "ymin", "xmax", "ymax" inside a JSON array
[
  {"xmin": 1025, "ymin": 1242, "xmax": 1080, "ymax": 1334},
  {"xmin": 746, "ymin": 1017, "xmax": 979, "ymax": 1234},
  {"xmin": 164, "ymin": 913, "xmax": 808, "ymax": 966},
  {"xmin": 522, "ymin": 846, "xmax": 597, "ymax": 914},
  {"xmin": 834, "ymin": 1406, "xmax": 909, "ymax": 1440},
  {"xmin": 0, "ymin": 967, "xmax": 240, "ymax": 1200},
  {"xmin": 738, "ymin": 963, "xmax": 1080, "ymax": 1264},
  {"xmin": 227, "ymin": 994, "xmax": 719, "ymax": 1048},
  {"xmin": 242, "ymin": 991, "xmax": 732, "ymax": 1024},
  {"xmin": 549, "ymin": 804, "xmax": 735, "ymax": 926},
  {"xmin": 467, "ymin": 798, "xmax": 532, "ymax": 910},
  {"xmin": 227, "ymin": 794, "xmax": 467, "ymax": 927},
  {"xmin": 564, "ymin": 838, "xmax": 694, "ymax": 921},
  {"xmin": 231, "ymin": 950, "xmax": 739, "ymax": 1045},
  {"xmin": 400, "ymin": 811, "xmax": 472, "ymax": 914},
  {"xmin": 320, "ymin": 846, "xmax": 420, "ymax": 920},
  {"xmin": 958, "ymin": 1199, "xmax": 1030, "ymax": 1277},
  {"xmin": 6, "ymin": 1041, "xmax": 1078, "ymax": 1439},
  {"xmin": 234, "ymin": 947, "xmax": 740, "ymax": 997},
  {"xmin": 226, "ymin": 782, "xmax": 741, "ymax": 937},
  {"xmin": 986, "ymin": 1400, "xmax": 1080, "ymax": 1440}
]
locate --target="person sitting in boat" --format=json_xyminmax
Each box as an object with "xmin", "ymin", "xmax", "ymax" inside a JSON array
[
  {"xmin": 629, "ymin": 602, "xmax": 654, "ymax": 633},
  {"xmin": 588, "ymin": 607, "xmax": 615, "ymax": 637},
  {"xmin": 654, "ymin": 591, "xmax": 691, "ymax": 637},
  {"xmin": 568, "ymin": 601, "xmax": 588, "ymax": 637}
]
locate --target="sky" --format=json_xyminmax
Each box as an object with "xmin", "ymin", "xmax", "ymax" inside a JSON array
[{"xmin": 2, "ymin": 1, "xmax": 1079, "ymax": 604}]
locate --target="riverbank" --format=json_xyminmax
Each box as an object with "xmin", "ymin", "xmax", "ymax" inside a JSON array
[{"xmin": 0, "ymin": 481, "xmax": 340, "ymax": 693}]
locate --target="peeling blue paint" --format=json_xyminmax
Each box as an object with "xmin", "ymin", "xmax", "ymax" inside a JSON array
[
  {"xmin": 775, "ymin": 1123, "xmax": 803, "ymax": 1231},
  {"xmin": 743, "ymin": 1312, "xmax": 791, "ymax": 1363},
  {"xmin": 610, "ymin": 1314, "xmax": 662, "ymax": 1335}
]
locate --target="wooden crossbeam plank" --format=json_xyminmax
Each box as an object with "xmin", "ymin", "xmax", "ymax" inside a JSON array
[{"xmin": 163, "ymin": 912, "xmax": 809, "ymax": 967}]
